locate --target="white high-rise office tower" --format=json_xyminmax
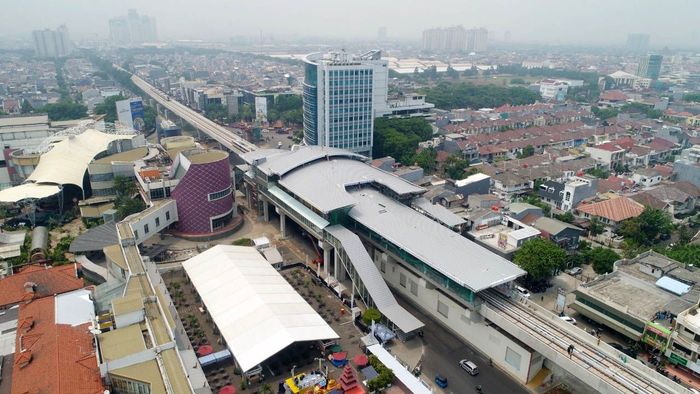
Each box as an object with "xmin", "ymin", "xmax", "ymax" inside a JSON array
[{"xmin": 302, "ymin": 50, "xmax": 388, "ymax": 157}]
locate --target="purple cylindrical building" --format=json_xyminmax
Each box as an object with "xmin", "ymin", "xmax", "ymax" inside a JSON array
[{"xmin": 170, "ymin": 149, "xmax": 234, "ymax": 235}]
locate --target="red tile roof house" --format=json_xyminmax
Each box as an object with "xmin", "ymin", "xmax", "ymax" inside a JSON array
[
  {"xmin": 0, "ymin": 264, "xmax": 84, "ymax": 309},
  {"xmin": 11, "ymin": 288, "xmax": 104, "ymax": 394},
  {"xmin": 575, "ymin": 197, "xmax": 645, "ymax": 230}
]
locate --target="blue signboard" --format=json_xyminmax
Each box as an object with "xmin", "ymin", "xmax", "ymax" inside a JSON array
[{"xmin": 130, "ymin": 99, "xmax": 145, "ymax": 131}]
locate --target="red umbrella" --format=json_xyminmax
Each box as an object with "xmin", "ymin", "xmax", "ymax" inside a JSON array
[
  {"xmin": 352, "ymin": 353, "xmax": 368, "ymax": 367},
  {"xmin": 219, "ymin": 385, "xmax": 236, "ymax": 394},
  {"xmin": 197, "ymin": 344, "xmax": 214, "ymax": 357},
  {"xmin": 332, "ymin": 351, "xmax": 348, "ymax": 361}
]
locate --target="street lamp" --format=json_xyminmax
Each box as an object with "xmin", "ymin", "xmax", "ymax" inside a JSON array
[{"xmin": 291, "ymin": 365, "xmax": 297, "ymax": 378}]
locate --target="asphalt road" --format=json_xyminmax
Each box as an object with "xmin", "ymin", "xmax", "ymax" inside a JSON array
[{"xmin": 397, "ymin": 295, "xmax": 528, "ymax": 394}]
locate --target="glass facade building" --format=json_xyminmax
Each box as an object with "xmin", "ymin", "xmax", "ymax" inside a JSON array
[{"xmin": 302, "ymin": 51, "xmax": 388, "ymax": 157}]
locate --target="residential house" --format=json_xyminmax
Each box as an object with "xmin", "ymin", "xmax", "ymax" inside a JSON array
[
  {"xmin": 632, "ymin": 168, "xmax": 663, "ymax": 189},
  {"xmin": 467, "ymin": 194, "xmax": 501, "ymax": 210},
  {"xmin": 575, "ymin": 197, "xmax": 645, "ymax": 230},
  {"xmin": 632, "ymin": 182, "xmax": 700, "ymax": 217},
  {"xmin": 597, "ymin": 175, "xmax": 634, "ymax": 194},
  {"xmin": 508, "ymin": 202, "xmax": 543, "ymax": 221},
  {"xmin": 0, "ymin": 264, "xmax": 84, "ymax": 309},
  {"xmin": 538, "ymin": 176, "xmax": 598, "ymax": 212},
  {"xmin": 528, "ymin": 216, "xmax": 584, "ymax": 250},
  {"xmin": 586, "ymin": 143, "xmax": 626, "ymax": 170}
]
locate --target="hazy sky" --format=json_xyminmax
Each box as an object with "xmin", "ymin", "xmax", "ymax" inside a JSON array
[{"xmin": 1, "ymin": 0, "xmax": 698, "ymax": 47}]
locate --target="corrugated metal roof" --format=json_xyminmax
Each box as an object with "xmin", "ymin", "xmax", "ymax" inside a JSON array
[
  {"xmin": 279, "ymin": 156, "xmax": 425, "ymax": 214},
  {"xmin": 348, "ymin": 189, "xmax": 526, "ymax": 292},
  {"xmin": 326, "ymin": 225, "xmax": 423, "ymax": 333},
  {"xmin": 412, "ymin": 197, "xmax": 466, "ymax": 228},
  {"xmin": 69, "ymin": 222, "xmax": 118, "ymax": 253},
  {"xmin": 656, "ymin": 276, "xmax": 691, "ymax": 296}
]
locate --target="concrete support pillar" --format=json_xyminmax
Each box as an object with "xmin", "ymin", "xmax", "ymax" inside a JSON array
[
  {"xmin": 323, "ymin": 243, "xmax": 330, "ymax": 277},
  {"xmin": 323, "ymin": 243, "xmax": 331, "ymax": 277},
  {"xmin": 280, "ymin": 212, "xmax": 287, "ymax": 238},
  {"xmin": 262, "ymin": 199, "xmax": 269, "ymax": 222},
  {"xmin": 333, "ymin": 248, "xmax": 345, "ymax": 281}
]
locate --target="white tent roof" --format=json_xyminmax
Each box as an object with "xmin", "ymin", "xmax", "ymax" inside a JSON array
[
  {"xmin": 0, "ymin": 183, "xmax": 61, "ymax": 203},
  {"xmin": 182, "ymin": 245, "xmax": 338, "ymax": 372},
  {"xmin": 27, "ymin": 129, "xmax": 133, "ymax": 188}
]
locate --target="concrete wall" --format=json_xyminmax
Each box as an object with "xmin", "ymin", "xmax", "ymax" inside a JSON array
[
  {"xmin": 128, "ymin": 200, "xmax": 178, "ymax": 244},
  {"xmin": 372, "ymin": 248, "xmax": 536, "ymax": 383}
]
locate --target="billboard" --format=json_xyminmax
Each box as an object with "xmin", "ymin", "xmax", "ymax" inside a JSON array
[
  {"xmin": 255, "ymin": 97, "xmax": 267, "ymax": 122},
  {"xmin": 116, "ymin": 97, "xmax": 145, "ymax": 131}
]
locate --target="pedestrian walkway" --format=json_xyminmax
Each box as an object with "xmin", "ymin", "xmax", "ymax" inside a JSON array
[{"xmin": 385, "ymin": 337, "xmax": 424, "ymax": 370}]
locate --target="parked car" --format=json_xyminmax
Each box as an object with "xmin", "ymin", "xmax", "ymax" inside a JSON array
[
  {"xmin": 459, "ymin": 359, "xmax": 479, "ymax": 376},
  {"xmin": 559, "ymin": 315, "xmax": 577, "ymax": 325},
  {"xmin": 435, "ymin": 375, "xmax": 448, "ymax": 388},
  {"xmin": 515, "ymin": 286, "xmax": 531, "ymax": 299},
  {"xmin": 567, "ymin": 267, "xmax": 582, "ymax": 275}
]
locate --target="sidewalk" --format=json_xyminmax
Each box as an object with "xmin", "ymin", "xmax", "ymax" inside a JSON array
[{"xmin": 385, "ymin": 337, "xmax": 424, "ymax": 370}]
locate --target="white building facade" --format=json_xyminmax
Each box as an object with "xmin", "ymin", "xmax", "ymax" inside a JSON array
[{"xmin": 302, "ymin": 51, "xmax": 388, "ymax": 157}]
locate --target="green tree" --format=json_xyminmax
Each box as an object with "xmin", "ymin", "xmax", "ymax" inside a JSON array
[
  {"xmin": 422, "ymin": 81, "xmax": 541, "ymax": 110},
  {"xmin": 144, "ymin": 105, "xmax": 157, "ymax": 130},
  {"xmin": 372, "ymin": 117, "xmax": 433, "ymax": 163},
  {"xmin": 678, "ymin": 225, "xmax": 692, "ymax": 246},
  {"xmin": 588, "ymin": 247, "xmax": 621, "ymax": 274},
  {"xmin": 240, "ymin": 103, "xmax": 254, "ymax": 121},
  {"xmin": 362, "ymin": 308, "xmax": 382, "ymax": 326},
  {"xmin": 513, "ymin": 238, "xmax": 567, "ymax": 280},
  {"xmin": 204, "ymin": 103, "xmax": 228, "ymax": 122},
  {"xmin": 20, "ymin": 99, "xmax": 33, "ymax": 114},
  {"xmin": 591, "ymin": 106, "xmax": 619, "ymax": 120},
  {"xmin": 442, "ymin": 154, "xmax": 470, "ymax": 180},
  {"xmin": 683, "ymin": 93, "xmax": 700, "ymax": 102},
  {"xmin": 463, "ymin": 66, "xmax": 478, "ymax": 77},
  {"xmin": 585, "ymin": 167, "xmax": 610, "ymax": 179},
  {"xmin": 412, "ymin": 148, "xmax": 437, "ymax": 172},
  {"xmin": 113, "ymin": 175, "xmax": 145, "ymax": 219},
  {"xmin": 510, "ymin": 78, "xmax": 527, "ymax": 85},
  {"xmin": 446, "ymin": 66, "xmax": 460, "ymax": 80},
  {"xmin": 37, "ymin": 101, "xmax": 88, "ymax": 121},
  {"xmin": 618, "ymin": 207, "xmax": 673, "ymax": 246},
  {"xmin": 662, "ymin": 244, "xmax": 700, "ymax": 266},
  {"xmin": 94, "ymin": 94, "xmax": 127, "ymax": 123},
  {"xmin": 517, "ymin": 145, "xmax": 535, "ymax": 159},
  {"xmin": 555, "ymin": 211, "xmax": 575, "ymax": 223},
  {"xmin": 589, "ymin": 217, "xmax": 605, "ymax": 236},
  {"xmin": 524, "ymin": 195, "xmax": 551, "ymax": 216}
]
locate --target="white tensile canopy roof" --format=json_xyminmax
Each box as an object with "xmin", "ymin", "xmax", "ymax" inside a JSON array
[
  {"xmin": 27, "ymin": 129, "xmax": 133, "ymax": 187},
  {"xmin": 182, "ymin": 245, "xmax": 339, "ymax": 372},
  {"xmin": 0, "ymin": 129, "xmax": 133, "ymax": 203},
  {"xmin": 0, "ymin": 183, "xmax": 61, "ymax": 203}
]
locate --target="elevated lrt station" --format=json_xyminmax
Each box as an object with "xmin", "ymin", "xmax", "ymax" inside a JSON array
[{"xmin": 239, "ymin": 146, "xmax": 690, "ymax": 394}]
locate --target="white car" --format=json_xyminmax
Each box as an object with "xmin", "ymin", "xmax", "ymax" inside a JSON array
[
  {"xmin": 559, "ymin": 315, "xmax": 577, "ymax": 325},
  {"xmin": 515, "ymin": 286, "xmax": 531, "ymax": 299},
  {"xmin": 568, "ymin": 267, "xmax": 582, "ymax": 275}
]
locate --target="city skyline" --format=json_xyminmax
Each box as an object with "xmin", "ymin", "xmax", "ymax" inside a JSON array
[{"xmin": 1, "ymin": 0, "xmax": 699, "ymax": 48}]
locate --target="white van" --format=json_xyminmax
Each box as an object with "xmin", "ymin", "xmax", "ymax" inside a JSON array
[{"xmin": 515, "ymin": 286, "xmax": 531, "ymax": 299}]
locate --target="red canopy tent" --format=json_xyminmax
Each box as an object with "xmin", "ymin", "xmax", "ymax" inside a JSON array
[
  {"xmin": 197, "ymin": 344, "xmax": 214, "ymax": 357},
  {"xmin": 352, "ymin": 354, "xmax": 368, "ymax": 367},
  {"xmin": 218, "ymin": 385, "xmax": 236, "ymax": 394}
]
